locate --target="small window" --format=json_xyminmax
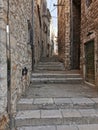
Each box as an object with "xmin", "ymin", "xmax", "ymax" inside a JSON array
[
  {"xmin": 27, "ymin": 20, "xmax": 33, "ymax": 44},
  {"xmin": 86, "ymin": 0, "xmax": 92, "ymax": 7}
]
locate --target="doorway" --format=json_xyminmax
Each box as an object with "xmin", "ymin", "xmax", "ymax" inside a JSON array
[
  {"xmin": 85, "ymin": 40, "xmax": 95, "ymax": 84},
  {"xmin": 70, "ymin": 0, "xmax": 81, "ymax": 69}
]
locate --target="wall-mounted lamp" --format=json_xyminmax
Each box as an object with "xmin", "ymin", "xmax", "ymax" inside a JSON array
[{"xmin": 22, "ymin": 67, "xmax": 28, "ymax": 76}]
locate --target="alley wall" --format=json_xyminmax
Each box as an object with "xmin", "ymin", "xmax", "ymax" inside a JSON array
[
  {"xmin": 81, "ymin": 0, "xmax": 98, "ymax": 85},
  {"xmin": 0, "ymin": 0, "xmax": 33, "ymax": 129}
]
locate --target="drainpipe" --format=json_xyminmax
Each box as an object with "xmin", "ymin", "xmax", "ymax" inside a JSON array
[
  {"xmin": 31, "ymin": 0, "xmax": 35, "ymax": 70},
  {"xmin": 6, "ymin": 0, "xmax": 13, "ymax": 129},
  {"xmin": 70, "ymin": 0, "xmax": 73, "ymax": 69}
]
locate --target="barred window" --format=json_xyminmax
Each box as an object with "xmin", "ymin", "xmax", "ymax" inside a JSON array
[{"xmin": 86, "ymin": 0, "xmax": 92, "ymax": 7}]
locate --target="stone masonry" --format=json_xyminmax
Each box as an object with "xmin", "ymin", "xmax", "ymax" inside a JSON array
[
  {"xmin": 81, "ymin": 0, "xmax": 98, "ymax": 86},
  {"xmin": 0, "ymin": 0, "xmax": 33, "ymax": 129},
  {"xmin": 14, "ymin": 59, "xmax": 98, "ymax": 130},
  {"xmin": 34, "ymin": 0, "xmax": 51, "ymax": 66},
  {"xmin": 34, "ymin": 0, "xmax": 42, "ymax": 65},
  {"xmin": 0, "ymin": 0, "xmax": 51, "ymax": 129},
  {"xmin": 0, "ymin": 0, "xmax": 8, "ymax": 129},
  {"xmin": 58, "ymin": 0, "xmax": 81, "ymax": 70},
  {"xmin": 41, "ymin": 0, "xmax": 51, "ymax": 58},
  {"xmin": 9, "ymin": 0, "xmax": 32, "ymax": 114},
  {"xmin": 58, "ymin": 0, "xmax": 98, "ymax": 86},
  {"xmin": 58, "ymin": 0, "xmax": 71, "ymax": 69}
]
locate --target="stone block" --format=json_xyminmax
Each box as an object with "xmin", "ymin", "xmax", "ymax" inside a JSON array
[
  {"xmin": 78, "ymin": 124, "xmax": 98, "ymax": 130},
  {"xmin": 18, "ymin": 99, "xmax": 34, "ymax": 104},
  {"xmin": 34, "ymin": 98, "xmax": 53, "ymax": 105},
  {"xmin": 71, "ymin": 98, "xmax": 95, "ymax": 108},
  {"xmin": 92, "ymin": 98, "xmax": 98, "ymax": 103},
  {"xmin": 18, "ymin": 126, "xmax": 56, "ymax": 130},
  {"xmin": 57, "ymin": 125, "xmax": 78, "ymax": 130},
  {"xmin": 61, "ymin": 109, "xmax": 82, "ymax": 118},
  {"xmin": 54, "ymin": 98, "xmax": 72, "ymax": 104},
  {"xmin": 79, "ymin": 109, "xmax": 97, "ymax": 117},
  {"xmin": 41, "ymin": 110, "xmax": 62, "ymax": 118},
  {"xmin": 15, "ymin": 110, "xmax": 40, "ymax": 120}
]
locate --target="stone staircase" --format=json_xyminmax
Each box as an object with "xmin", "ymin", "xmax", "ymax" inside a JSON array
[
  {"xmin": 33, "ymin": 60, "xmax": 83, "ymax": 84},
  {"xmin": 31, "ymin": 72, "xmax": 83, "ymax": 84},
  {"xmin": 15, "ymin": 97, "xmax": 98, "ymax": 130},
  {"xmin": 14, "ymin": 60, "xmax": 98, "ymax": 129},
  {"xmin": 35, "ymin": 61, "xmax": 65, "ymax": 71}
]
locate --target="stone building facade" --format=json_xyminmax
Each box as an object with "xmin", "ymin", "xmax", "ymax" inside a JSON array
[
  {"xmin": 45, "ymin": 9, "xmax": 51, "ymax": 57},
  {"xmin": 0, "ymin": 0, "xmax": 8, "ymax": 129},
  {"xmin": 58, "ymin": 0, "xmax": 98, "ymax": 86},
  {"xmin": 0, "ymin": 0, "xmax": 51, "ymax": 128},
  {"xmin": 50, "ymin": 23, "xmax": 58, "ymax": 56},
  {"xmin": 81, "ymin": 0, "xmax": 98, "ymax": 86},
  {"xmin": 58, "ymin": 0, "xmax": 81, "ymax": 70},
  {"xmin": 0, "ymin": 0, "xmax": 33, "ymax": 129},
  {"xmin": 34, "ymin": 0, "xmax": 42, "ymax": 65},
  {"xmin": 41, "ymin": 0, "xmax": 47, "ymax": 57},
  {"xmin": 34, "ymin": 0, "xmax": 51, "ymax": 64},
  {"xmin": 41, "ymin": 0, "xmax": 51, "ymax": 58},
  {"xmin": 58, "ymin": 0, "xmax": 71, "ymax": 69}
]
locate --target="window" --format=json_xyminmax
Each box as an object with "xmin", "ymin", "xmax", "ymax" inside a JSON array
[
  {"xmin": 86, "ymin": 0, "xmax": 92, "ymax": 7},
  {"xmin": 27, "ymin": 20, "xmax": 33, "ymax": 44}
]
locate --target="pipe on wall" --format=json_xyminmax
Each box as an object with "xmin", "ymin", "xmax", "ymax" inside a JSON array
[
  {"xmin": 70, "ymin": 0, "xmax": 74, "ymax": 69},
  {"xmin": 31, "ymin": 0, "xmax": 35, "ymax": 70},
  {"xmin": 6, "ymin": 0, "xmax": 13, "ymax": 129}
]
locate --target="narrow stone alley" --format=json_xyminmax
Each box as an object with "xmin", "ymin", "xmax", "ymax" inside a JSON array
[
  {"xmin": 1, "ymin": 0, "xmax": 98, "ymax": 129},
  {"xmin": 15, "ymin": 57, "xmax": 98, "ymax": 130}
]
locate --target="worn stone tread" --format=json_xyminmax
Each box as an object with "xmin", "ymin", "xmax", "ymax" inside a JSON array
[
  {"xmin": 31, "ymin": 78, "xmax": 83, "ymax": 84},
  {"xmin": 15, "ymin": 109, "xmax": 98, "ymax": 127},
  {"xmin": 17, "ymin": 124, "xmax": 98, "ymax": 130},
  {"xmin": 17, "ymin": 97, "xmax": 98, "ymax": 111}
]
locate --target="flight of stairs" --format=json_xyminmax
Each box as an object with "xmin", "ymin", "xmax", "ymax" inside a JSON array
[
  {"xmin": 15, "ymin": 97, "xmax": 98, "ymax": 130},
  {"xmin": 14, "ymin": 60, "xmax": 98, "ymax": 129},
  {"xmin": 35, "ymin": 61, "xmax": 65, "ymax": 71},
  {"xmin": 33, "ymin": 61, "xmax": 83, "ymax": 84}
]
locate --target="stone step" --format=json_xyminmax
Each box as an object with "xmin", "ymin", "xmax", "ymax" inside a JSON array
[
  {"xmin": 38, "ymin": 62, "xmax": 63, "ymax": 65},
  {"xmin": 40, "ymin": 57, "xmax": 59, "ymax": 62},
  {"xmin": 17, "ymin": 124, "xmax": 98, "ymax": 130},
  {"xmin": 31, "ymin": 77, "xmax": 83, "ymax": 84},
  {"xmin": 15, "ymin": 109, "xmax": 98, "ymax": 127},
  {"xmin": 32, "ymin": 73, "xmax": 81, "ymax": 78},
  {"xmin": 38, "ymin": 64, "xmax": 63, "ymax": 67},
  {"xmin": 37, "ymin": 64, "xmax": 64, "ymax": 67},
  {"xmin": 17, "ymin": 98, "xmax": 98, "ymax": 111},
  {"xmin": 36, "ymin": 66, "xmax": 64, "ymax": 69},
  {"xmin": 35, "ymin": 62, "xmax": 65, "ymax": 71},
  {"xmin": 35, "ymin": 66, "xmax": 65, "ymax": 71}
]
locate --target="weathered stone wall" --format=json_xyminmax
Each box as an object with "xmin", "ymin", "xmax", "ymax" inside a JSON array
[
  {"xmin": 46, "ymin": 9, "xmax": 51, "ymax": 57},
  {"xmin": 81, "ymin": 0, "xmax": 98, "ymax": 86},
  {"xmin": 0, "ymin": 0, "xmax": 8, "ymax": 129},
  {"xmin": 71, "ymin": 2, "xmax": 81, "ymax": 69},
  {"xmin": 34, "ymin": 0, "xmax": 50, "ymax": 64},
  {"xmin": 0, "ymin": 0, "xmax": 33, "ymax": 128},
  {"xmin": 58, "ymin": 0, "xmax": 65, "ymax": 62},
  {"xmin": 58, "ymin": 0, "xmax": 71, "ymax": 69},
  {"xmin": 9, "ymin": 0, "xmax": 32, "ymax": 113},
  {"xmin": 58, "ymin": 0, "xmax": 81, "ymax": 70},
  {"xmin": 34, "ymin": 0, "xmax": 42, "ymax": 65},
  {"xmin": 41, "ymin": 0, "xmax": 48, "ymax": 58}
]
